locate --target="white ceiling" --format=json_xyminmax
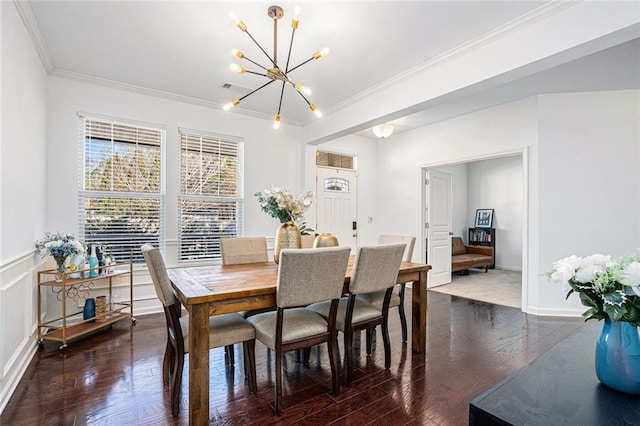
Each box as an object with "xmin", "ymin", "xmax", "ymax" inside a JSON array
[{"xmin": 22, "ymin": 1, "xmax": 640, "ymax": 138}]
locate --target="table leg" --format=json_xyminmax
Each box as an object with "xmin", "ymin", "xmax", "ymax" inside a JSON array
[
  {"xmin": 189, "ymin": 303, "xmax": 210, "ymax": 425},
  {"xmin": 411, "ymin": 270, "xmax": 428, "ymax": 353}
]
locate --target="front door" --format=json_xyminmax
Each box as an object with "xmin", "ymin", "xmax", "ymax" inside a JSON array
[
  {"xmin": 315, "ymin": 167, "xmax": 358, "ymax": 250},
  {"xmin": 426, "ymin": 169, "xmax": 453, "ymax": 287}
]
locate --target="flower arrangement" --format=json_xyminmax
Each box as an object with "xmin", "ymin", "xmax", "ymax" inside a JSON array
[
  {"xmin": 35, "ymin": 232, "xmax": 85, "ymax": 269},
  {"xmin": 255, "ymin": 187, "xmax": 315, "ymax": 234},
  {"xmin": 548, "ymin": 253, "xmax": 640, "ymax": 327}
]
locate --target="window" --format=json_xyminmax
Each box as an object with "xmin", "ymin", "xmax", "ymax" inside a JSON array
[
  {"xmin": 316, "ymin": 151, "xmax": 355, "ymax": 169},
  {"xmin": 179, "ymin": 129, "xmax": 243, "ymax": 262},
  {"xmin": 79, "ymin": 116, "xmax": 165, "ymax": 263},
  {"xmin": 324, "ymin": 177, "xmax": 350, "ymax": 192}
]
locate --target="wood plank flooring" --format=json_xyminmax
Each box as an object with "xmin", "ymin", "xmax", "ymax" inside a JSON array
[{"xmin": 1, "ymin": 291, "xmax": 584, "ymax": 425}]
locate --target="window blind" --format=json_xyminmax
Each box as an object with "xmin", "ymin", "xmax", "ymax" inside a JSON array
[
  {"xmin": 79, "ymin": 117, "xmax": 165, "ymax": 263},
  {"xmin": 179, "ymin": 130, "xmax": 243, "ymax": 262}
]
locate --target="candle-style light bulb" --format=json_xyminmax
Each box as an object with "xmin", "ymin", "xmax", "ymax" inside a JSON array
[
  {"xmin": 295, "ymin": 83, "xmax": 312, "ymax": 96},
  {"xmin": 229, "ymin": 11, "xmax": 247, "ymax": 31},
  {"xmin": 309, "ymin": 104, "xmax": 322, "ymax": 118},
  {"xmin": 292, "ymin": 6, "xmax": 300, "ymax": 29},
  {"xmin": 313, "ymin": 47, "xmax": 330, "ymax": 60},
  {"xmin": 273, "ymin": 114, "xmax": 281, "ymax": 129},
  {"xmin": 229, "ymin": 63, "xmax": 246, "ymax": 74},
  {"xmin": 223, "ymin": 99, "xmax": 240, "ymax": 111}
]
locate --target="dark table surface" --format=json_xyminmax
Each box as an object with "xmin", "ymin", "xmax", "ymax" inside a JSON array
[{"xmin": 469, "ymin": 321, "xmax": 640, "ymax": 426}]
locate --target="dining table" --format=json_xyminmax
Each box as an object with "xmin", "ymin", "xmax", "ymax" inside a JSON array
[{"xmin": 168, "ymin": 256, "xmax": 431, "ymax": 425}]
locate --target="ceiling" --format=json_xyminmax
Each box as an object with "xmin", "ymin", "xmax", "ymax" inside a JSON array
[{"xmin": 22, "ymin": 1, "xmax": 640, "ymax": 139}]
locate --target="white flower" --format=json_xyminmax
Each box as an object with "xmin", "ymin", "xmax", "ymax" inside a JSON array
[
  {"xmin": 552, "ymin": 255, "xmax": 581, "ymax": 271},
  {"xmin": 550, "ymin": 263, "xmax": 576, "ymax": 292},
  {"xmin": 574, "ymin": 265, "xmax": 603, "ymax": 284},
  {"xmin": 581, "ymin": 254, "xmax": 611, "ymax": 268},
  {"xmin": 620, "ymin": 261, "xmax": 640, "ymax": 296}
]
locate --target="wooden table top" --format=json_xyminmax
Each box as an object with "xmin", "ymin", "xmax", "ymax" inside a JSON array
[{"xmin": 168, "ymin": 258, "xmax": 430, "ymax": 306}]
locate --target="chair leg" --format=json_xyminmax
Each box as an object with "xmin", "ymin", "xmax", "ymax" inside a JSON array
[
  {"xmin": 327, "ymin": 338, "xmax": 340, "ymax": 396},
  {"xmin": 275, "ymin": 350, "xmax": 283, "ymax": 415},
  {"xmin": 171, "ymin": 349, "xmax": 184, "ymax": 417},
  {"xmin": 398, "ymin": 285, "xmax": 408, "ymax": 343},
  {"xmin": 344, "ymin": 330, "xmax": 354, "ymax": 387},
  {"xmin": 381, "ymin": 317, "xmax": 391, "ymax": 369},
  {"xmin": 303, "ymin": 347, "xmax": 311, "ymax": 364},
  {"xmin": 225, "ymin": 344, "xmax": 235, "ymax": 366},
  {"xmin": 244, "ymin": 340, "xmax": 257, "ymax": 394},
  {"xmin": 162, "ymin": 339, "xmax": 172, "ymax": 385},
  {"xmin": 365, "ymin": 327, "xmax": 374, "ymax": 355}
]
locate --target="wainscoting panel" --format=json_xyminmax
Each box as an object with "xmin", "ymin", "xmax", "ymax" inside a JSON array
[{"xmin": 0, "ymin": 252, "xmax": 40, "ymax": 414}]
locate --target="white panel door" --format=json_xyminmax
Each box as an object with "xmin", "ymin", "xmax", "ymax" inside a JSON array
[
  {"xmin": 426, "ymin": 169, "xmax": 452, "ymax": 287},
  {"xmin": 316, "ymin": 167, "xmax": 358, "ymax": 250}
]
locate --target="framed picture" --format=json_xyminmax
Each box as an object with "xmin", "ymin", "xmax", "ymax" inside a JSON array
[{"xmin": 474, "ymin": 209, "xmax": 494, "ymax": 228}]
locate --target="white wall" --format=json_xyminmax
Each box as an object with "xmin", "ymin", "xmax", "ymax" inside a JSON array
[
  {"xmin": 0, "ymin": 1, "xmax": 48, "ymax": 413},
  {"xmin": 535, "ymin": 89, "xmax": 640, "ymax": 316},
  {"xmin": 375, "ymin": 90, "xmax": 640, "ymax": 316},
  {"xmin": 377, "ymin": 97, "xmax": 538, "ymax": 275},
  {"xmin": 468, "ymin": 156, "xmax": 523, "ymax": 270}
]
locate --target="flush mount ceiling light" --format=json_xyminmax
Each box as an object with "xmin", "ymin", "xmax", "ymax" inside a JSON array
[
  {"xmin": 372, "ymin": 123, "xmax": 394, "ymax": 139},
  {"xmin": 223, "ymin": 5, "xmax": 329, "ymax": 129}
]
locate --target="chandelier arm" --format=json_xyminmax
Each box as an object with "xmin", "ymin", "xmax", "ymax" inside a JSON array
[
  {"xmin": 295, "ymin": 89, "xmax": 312, "ymax": 106},
  {"xmin": 241, "ymin": 55, "xmax": 269, "ymax": 72},
  {"xmin": 284, "ymin": 27, "xmax": 296, "ymax": 73},
  {"xmin": 245, "ymin": 70, "xmax": 268, "ymax": 77},
  {"xmin": 239, "ymin": 79, "xmax": 277, "ymax": 102},
  {"xmin": 287, "ymin": 56, "xmax": 314, "ymax": 74},
  {"xmin": 276, "ymin": 81, "xmax": 286, "ymax": 115},
  {"xmin": 244, "ymin": 29, "xmax": 278, "ymax": 69}
]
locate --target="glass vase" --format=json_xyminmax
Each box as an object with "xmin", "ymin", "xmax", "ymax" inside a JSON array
[
  {"xmin": 54, "ymin": 257, "xmax": 66, "ymax": 282},
  {"xmin": 595, "ymin": 318, "xmax": 640, "ymax": 394},
  {"xmin": 274, "ymin": 221, "xmax": 301, "ymax": 264}
]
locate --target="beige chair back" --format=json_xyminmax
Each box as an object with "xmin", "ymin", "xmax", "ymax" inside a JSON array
[
  {"xmin": 378, "ymin": 234, "xmax": 416, "ymax": 262},
  {"xmin": 276, "ymin": 246, "xmax": 351, "ymax": 308},
  {"xmin": 220, "ymin": 237, "xmax": 268, "ymax": 265},
  {"xmin": 141, "ymin": 244, "xmax": 175, "ymax": 306},
  {"xmin": 349, "ymin": 244, "xmax": 406, "ymax": 295},
  {"xmin": 300, "ymin": 235, "xmax": 315, "ymax": 249}
]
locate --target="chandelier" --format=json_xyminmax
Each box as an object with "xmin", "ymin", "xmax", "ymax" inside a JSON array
[{"xmin": 223, "ymin": 5, "xmax": 329, "ymax": 129}]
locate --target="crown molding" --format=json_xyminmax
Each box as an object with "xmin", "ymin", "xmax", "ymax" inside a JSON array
[
  {"xmin": 49, "ymin": 68, "xmax": 303, "ymax": 126},
  {"xmin": 13, "ymin": 0, "xmax": 54, "ymax": 73},
  {"xmin": 322, "ymin": 0, "xmax": 580, "ymax": 119}
]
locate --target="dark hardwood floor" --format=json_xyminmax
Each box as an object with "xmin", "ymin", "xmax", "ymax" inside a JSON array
[{"xmin": 1, "ymin": 291, "xmax": 584, "ymax": 425}]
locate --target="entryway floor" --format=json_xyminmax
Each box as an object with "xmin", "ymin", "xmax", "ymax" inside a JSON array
[{"xmin": 428, "ymin": 269, "xmax": 522, "ymax": 309}]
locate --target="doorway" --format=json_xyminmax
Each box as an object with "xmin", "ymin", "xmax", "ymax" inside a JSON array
[
  {"xmin": 315, "ymin": 166, "xmax": 358, "ymax": 250},
  {"xmin": 422, "ymin": 149, "xmax": 527, "ymax": 311}
]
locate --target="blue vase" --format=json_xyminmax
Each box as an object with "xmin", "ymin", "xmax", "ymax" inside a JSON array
[
  {"xmin": 595, "ymin": 319, "xmax": 640, "ymax": 394},
  {"xmin": 83, "ymin": 298, "xmax": 96, "ymax": 320}
]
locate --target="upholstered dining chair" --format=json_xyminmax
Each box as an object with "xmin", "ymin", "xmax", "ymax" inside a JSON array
[
  {"xmin": 141, "ymin": 244, "xmax": 257, "ymax": 416},
  {"xmin": 220, "ymin": 236, "xmax": 268, "ymax": 265},
  {"xmin": 358, "ymin": 235, "xmax": 416, "ymax": 344},
  {"xmin": 247, "ymin": 246, "xmax": 351, "ymax": 415},
  {"xmin": 219, "ymin": 236, "xmax": 270, "ymax": 364},
  {"xmin": 308, "ymin": 243, "xmax": 406, "ymax": 386}
]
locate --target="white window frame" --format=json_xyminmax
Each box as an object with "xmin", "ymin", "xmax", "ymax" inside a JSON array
[
  {"xmin": 78, "ymin": 114, "xmax": 166, "ymax": 263},
  {"xmin": 178, "ymin": 128, "xmax": 244, "ymax": 262}
]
